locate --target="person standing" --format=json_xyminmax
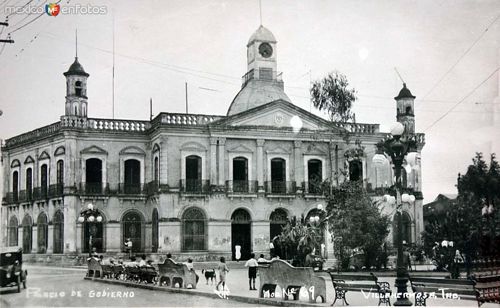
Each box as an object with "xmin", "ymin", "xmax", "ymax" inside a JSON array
[
  {"xmin": 216, "ymin": 257, "xmax": 229, "ymax": 291},
  {"xmin": 125, "ymin": 238, "xmax": 133, "ymax": 259},
  {"xmin": 235, "ymin": 245, "xmax": 241, "ymax": 262},
  {"xmin": 244, "ymin": 253, "xmax": 258, "ymax": 290}
]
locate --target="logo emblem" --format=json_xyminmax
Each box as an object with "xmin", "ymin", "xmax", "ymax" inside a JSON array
[{"xmin": 45, "ymin": 3, "xmax": 61, "ymax": 16}]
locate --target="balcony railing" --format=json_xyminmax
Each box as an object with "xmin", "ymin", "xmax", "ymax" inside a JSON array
[
  {"xmin": 49, "ymin": 184, "xmax": 64, "ymax": 197},
  {"xmin": 264, "ymin": 181, "xmax": 296, "ymax": 195},
  {"xmin": 33, "ymin": 186, "xmax": 48, "ymax": 200},
  {"xmin": 118, "ymin": 183, "xmax": 144, "ymax": 195},
  {"xmin": 79, "ymin": 182, "xmax": 109, "ymax": 195},
  {"xmin": 180, "ymin": 179, "xmax": 210, "ymax": 194},
  {"xmin": 302, "ymin": 181, "xmax": 330, "ymax": 195},
  {"xmin": 3, "ymin": 192, "xmax": 18, "ymax": 204},
  {"xmin": 18, "ymin": 190, "xmax": 33, "ymax": 202},
  {"xmin": 226, "ymin": 180, "xmax": 258, "ymax": 194}
]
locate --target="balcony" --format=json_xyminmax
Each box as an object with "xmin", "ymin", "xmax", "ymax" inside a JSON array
[
  {"xmin": 33, "ymin": 186, "xmax": 48, "ymax": 200},
  {"xmin": 264, "ymin": 181, "xmax": 296, "ymax": 195},
  {"xmin": 3, "ymin": 192, "xmax": 18, "ymax": 204},
  {"xmin": 302, "ymin": 181, "xmax": 330, "ymax": 196},
  {"xmin": 18, "ymin": 190, "xmax": 33, "ymax": 202},
  {"xmin": 118, "ymin": 183, "xmax": 144, "ymax": 195},
  {"xmin": 180, "ymin": 180, "xmax": 210, "ymax": 194},
  {"xmin": 49, "ymin": 184, "xmax": 64, "ymax": 197},
  {"xmin": 226, "ymin": 180, "xmax": 258, "ymax": 194},
  {"xmin": 79, "ymin": 182, "xmax": 109, "ymax": 195}
]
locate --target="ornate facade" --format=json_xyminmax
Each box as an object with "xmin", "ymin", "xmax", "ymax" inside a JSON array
[{"xmin": 1, "ymin": 26, "xmax": 425, "ymax": 260}]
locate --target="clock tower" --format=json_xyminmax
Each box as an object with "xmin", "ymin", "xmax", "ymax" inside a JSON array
[
  {"xmin": 227, "ymin": 25, "xmax": 290, "ymax": 116},
  {"xmin": 395, "ymin": 83, "xmax": 416, "ymax": 134}
]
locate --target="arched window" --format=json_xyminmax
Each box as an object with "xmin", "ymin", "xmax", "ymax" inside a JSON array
[
  {"xmin": 82, "ymin": 104, "xmax": 87, "ymax": 116},
  {"xmin": 182, "ymin": 208, "xmax": 206, "ymax": 251},
  {"xmin": 185, "ymin": 155, "xmax": 202, "ymax": 192},
  {"xmin": 22, "ymin": 215, "xmax": 33, "ymax": 253},
  {"xmin": 270, "ymin": 209, "xmax": 288, "ymax": 241},
  {"xmin": 56, "ymin": 160, "xmax": 64, "ymax": 195},
  {"xmin": 232, "ymin": 157, "xmax": 249, "ymax": 192},
  {"xmin": 26, "ymin": 168, "xmax": 33, "ymax": 200},
  {"xmin": 40, "ymin": 164, "xmax": 48, "ymax": 198},
  {"xmin": 349, "ymin": 160, "xmax": 363, "ymax": 182},
  {"xmin": 8, "ymin": 216, "xmax": 19, "ymax": 246},
  {"xmin": 37, "ymin": 213, "xmax": 48, "ymax": 253},
  {"xmin": 12, "ymin": 171, "xmax": 19, "ymax": 202},
  {"xmin": 307, "ymin": 159, "xmax": 323, "ymax": 194},
  {"xmin": 74, "ymin": 106, "xmax": 78, "ymax": 116},
  {"xmin": 393, "ymin": 212, "xmax": 411, "ymax": 245},
  {"xmin": 152, "ymin": 209, "xmax": 159, "ymax": 253},
  {"xmin": 270, "ymin": 158, "xmax": 286, "ymax": 193},
  {"xmin": 154, "ymin": 157, "xmax": 159, "ymax": 184},
  {"xmin": 53, "ymin": 211, "xmax": 64, "ymax": 254},
  {"xmin": 122, "ymin": 211, "xmax": 143, "ymax": 252},
  {"xmin": 75, "ymin": 81, "xmax": 82, "ymax": 97},
  {"xmin": 123, "ymin": 159, "xmax": 141, "ymax": 194},
  {"xmin": 85, "ymin": 158, "xmax": 102, "ymax": 194}
]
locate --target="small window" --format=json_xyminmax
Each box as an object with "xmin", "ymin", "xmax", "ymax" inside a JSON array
[
  {"xmin": 75, "ymin": 81, "xmax": 83, "ymax": 97},
  {"xmin": 405, "ymin": 106, "xmax": 412, "ymax": 115}
]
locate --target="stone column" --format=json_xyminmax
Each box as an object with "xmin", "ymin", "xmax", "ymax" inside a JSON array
[
  {"xmin": 208, "ymin": 220, "xmax": 231, "ymax": 253},
  {"xmin": 106, "ymin": 222, "xmax": 121, "ymax": 253},
  {"xmin": 160, "ymin": 221, "xmax": 181, "ymax": 253},
  {"xmin": 159, "ymin": 137, "xmax": 168, "ymax": 187},
  {"xmin": 256, "ymin": 139, "xmax": 265, "ymax": 192},
  {"xmin": 32, "ymin": 226, "xmax": 38, "ymax": 253},
  {"xmin": 252, "ymin": 221, "xmax": 270, "ymax": 256},
  {"xmin": 294, "ymin": 141, "xmax": 303, "ymax": 193},
  {"xmin": 217, "ymin": 138, "xmax": 226, "ymax": 187},
  {"xmin": 76, "ymin": 223, "xmax": 82, "ymax": 253},
  {"xmin": 209, "ymin": 138, "xmax": 218, "ymax": 186},
  {"xmin": 65, "ymin": 196, "xmax": 77, "ymax": 253},
  {"xmin": 47, "ymin": 225, "xmax": 54, "ymax": 254},
  {"xmin": 144, "ymin": 222, "xmax": 152, "ymax": 252}
]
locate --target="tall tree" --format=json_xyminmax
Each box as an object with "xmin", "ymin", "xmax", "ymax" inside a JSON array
[
  {"xmin": 310, "ymin": 71, "xmax": 357, "ymax": 123},
  {"xmin": 326, "ymin": 181, "xmax": 390, "ymax": 269}
]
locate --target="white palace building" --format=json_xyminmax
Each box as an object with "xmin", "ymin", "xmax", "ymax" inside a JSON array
[{"xmin": 1, "ymin": 26, "xmax": 425, "ymax": 261}]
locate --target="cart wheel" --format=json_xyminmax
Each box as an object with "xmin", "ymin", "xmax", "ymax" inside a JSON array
[{"xmin": 17, "ymin": 276, "xmax": 21, "ymax": 293}]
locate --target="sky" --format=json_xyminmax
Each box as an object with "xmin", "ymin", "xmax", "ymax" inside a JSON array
[{"xmin": 0, "ymin": 0, "xmax": 499, "ymax": 203}]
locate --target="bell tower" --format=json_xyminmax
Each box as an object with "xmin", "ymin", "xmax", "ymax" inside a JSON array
[
  {"xmin": 63, "ymin": 57, "xmax": 89, "ymax": 117},
  {"xmin": 395, "ymin": 83, "xmax": 416, "ymax": 134},
  {"xmin": 246, "ymin": 25, "xmax": 277, "ymax": 81}
]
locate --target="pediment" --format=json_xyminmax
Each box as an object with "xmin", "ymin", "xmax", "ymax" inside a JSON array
[
  {"xmin": 227, "ymin": 144, "xmax": 254, "ymax": 153},
  {"xmin": 212, "ymin": 100, "xmax": 343, "ymax": 133},
  {"xmin": 119, "ymin": 146, "xmax": 146, "ymax": 156},
  {"xmin": 81, "ymin": 145, "xmax": 108, "ymax": 155},
  {"xmin": 180, "ymin": 141, "xmax": 206, "ymax": 151},
  {"xmin": 266, "ymin": 146, "xmax": 290, "ymax": 154},
  {"xmin": 11, "ymin": 159, "xmax": 21, "ymax": 168},
  {"xmin": 38, "ymin": 151, "xmax": 50, "ymax": 160},
  {"xmin": 54, "ymin": 146, "xmax": 65, "ymax": 156},
  {"xmin": 24, "ymin": 156, "xmax": 35, "ymax": 164},
  {"xmin": 304, "ymin": 144, "xmax": 327, "ymax": 156}
]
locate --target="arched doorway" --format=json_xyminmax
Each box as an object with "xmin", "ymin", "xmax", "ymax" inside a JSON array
[
  {"xmin": 393, "ymin": 212, "xmax": 411, "ymax": 245},
  {"xmin": 306, "ymin": 209, "xmax": 325, "ymax": 256},
  {"xmin": 122, "ymin": 211, "xmax": 143, "ymax": 252},
  {"xmin": 152, "ymin": 209, "xmax": 159, "ymax": 253},
  {"xmin": 349, "ymin": 160, "xmax": 362, "ymax": 182},
  {"xmin": 22, "ymin": 215, "xmax": 32, "ymax": 253},
  {"xmin": 270, "ymin": 209, "xmax": 288, "ymax": 258},
  {"xmin": 37, "ymin": 213, "xmax": 48, "ymax": 253},
  {"xmin": 53, "ymin": 211, "xmax": 64, "ymax": 254},
  {"xmin": 84, "ymin": 216, "xmax": 104, "ymax": 253},
  {"xmin": 231, "ymin": 209, "xmax": 251, "ymax": 261},
  {"xmin": 8, "ymin": 216, "xmax": 18, "ymax": 246},
  {"xmin": 182, "ymin": 207, "xmax": 206, "ymax": 251}
]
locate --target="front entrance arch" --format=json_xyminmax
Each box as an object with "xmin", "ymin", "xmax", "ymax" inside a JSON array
[
  {"xmin": 122, "ymin": 211, "xmax": 144, "ymax": 252},
  {"xmin": 231, "ymin": 209, "xmax": 251, "ymax": 261}
]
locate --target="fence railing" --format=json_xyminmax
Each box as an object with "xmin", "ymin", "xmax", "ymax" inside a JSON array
[
  {"xmin": 33, "ymin": 186, "xmax": 48, "ymax": 200},
  {"xmin": 118, "ymin": 183, "xmax": 144, "ymax": 195},
  {"xmin": 49, "ymin": 184, "xmax": 64, "ymax": 197},
  {"xmin": 79, "ymin": 182, "xmax": 109, "ymax": 195}
]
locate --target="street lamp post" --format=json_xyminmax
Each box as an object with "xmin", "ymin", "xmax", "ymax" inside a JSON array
[
  {"xmin": 373, "ymin": 122, "xmax": 417, "ymax": 306},
  {"xmin": 78, "ymin": 203, "xmax": 103, "ymax": 257},
  {"xmin": 481, "ymin": 202, "xmax": 495, "ymax": 257}
]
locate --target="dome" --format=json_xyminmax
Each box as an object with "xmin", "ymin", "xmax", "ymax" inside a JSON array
[
  {"xmin": 394, "ymin": 83, "xmax": 415, "ymax": 100},
  {"xmin": 64, "ymin": 57, "xmax": 89, "ymax": 77},
  {"xmin": 247, "ymin": 25, "xmax": 276, "ymax": 46},
  {"xmin": 227, "ymin": 79, "xmax": 291, "ymax": 116}
]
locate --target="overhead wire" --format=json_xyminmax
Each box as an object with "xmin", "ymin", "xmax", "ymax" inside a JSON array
[
  {"xmin": 424, "ymin": 66, "xmax": 499, "ymax": 132},
  {"xmin": 421, "ymin": 14, "xmax": 500, "ymax": 101}
]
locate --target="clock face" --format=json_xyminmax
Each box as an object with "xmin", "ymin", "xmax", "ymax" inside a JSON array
[{"xmin": 258, "ymin": 43, "xmax": 273, "ymax": 58}]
